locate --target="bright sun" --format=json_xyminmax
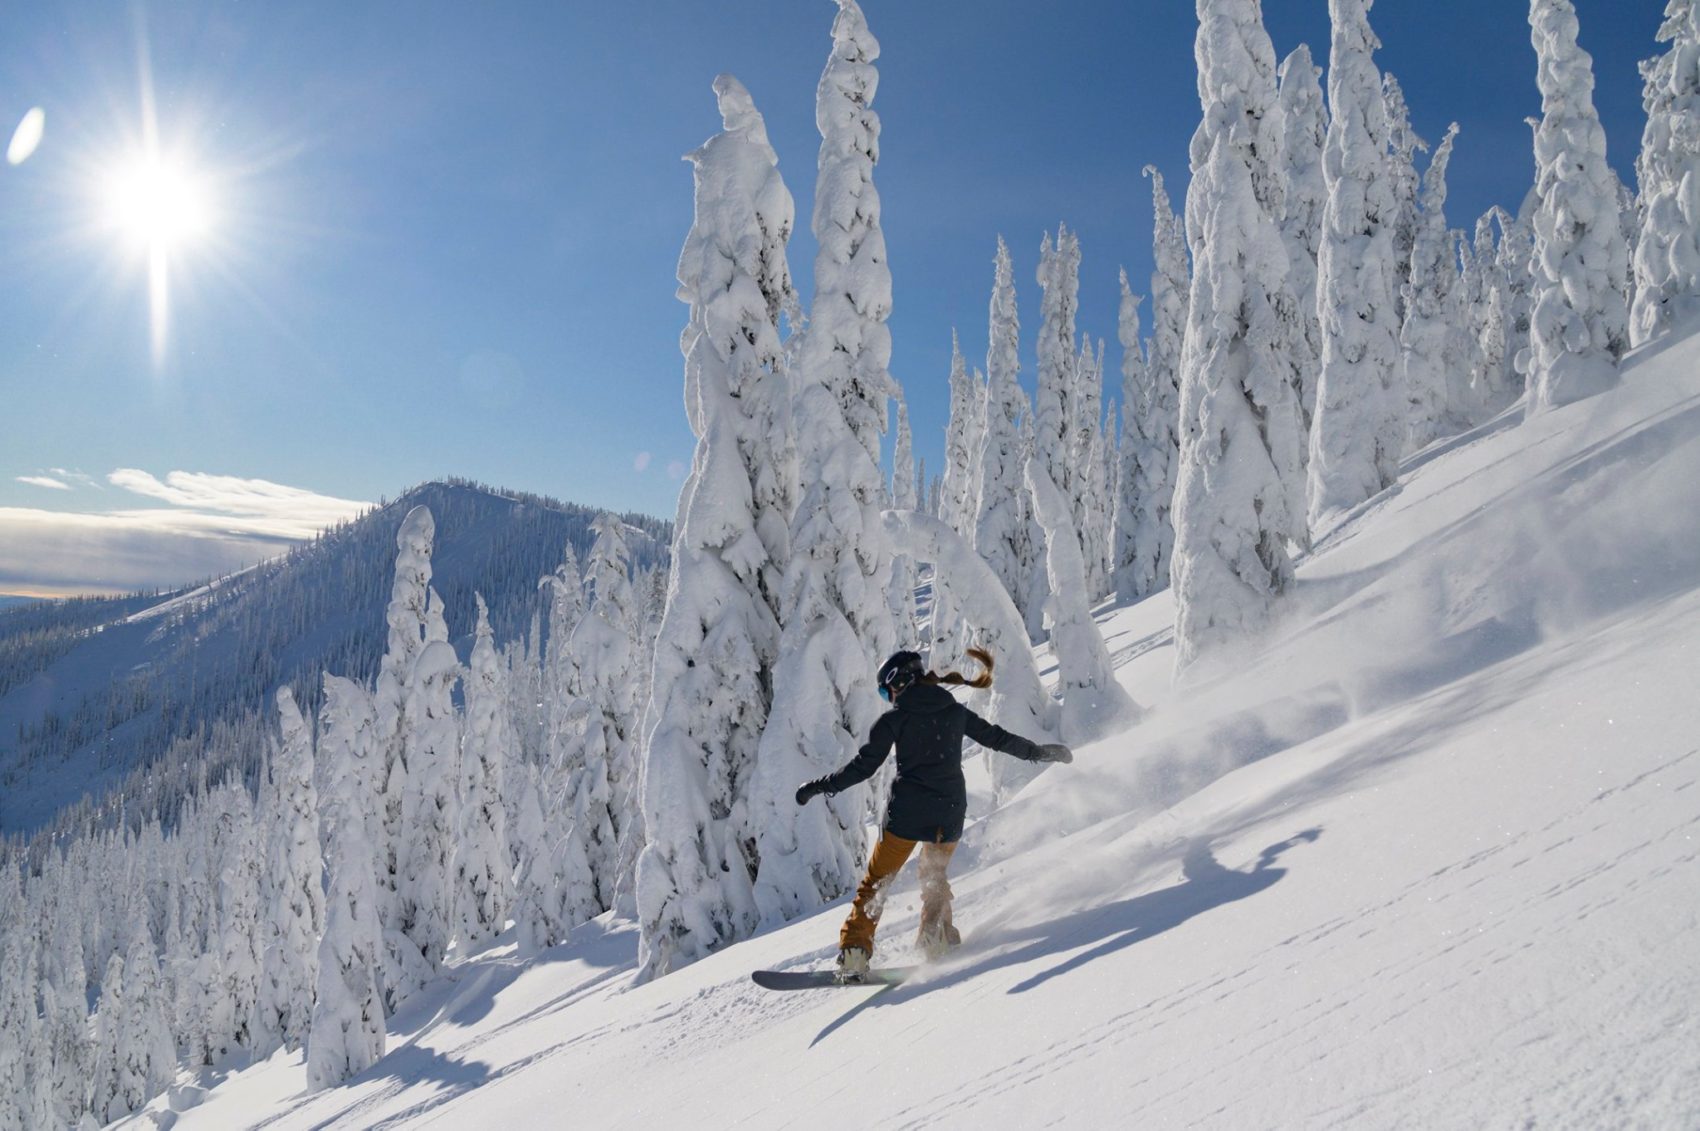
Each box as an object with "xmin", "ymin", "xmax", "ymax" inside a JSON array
[{"xmin": 104, "ymin": 156, "xmax": 214, "ymax": 253}]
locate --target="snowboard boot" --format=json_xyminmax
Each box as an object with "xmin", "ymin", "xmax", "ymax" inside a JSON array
[{"xmin": 835, "ymin": 946, "xmax": 870, "ymax": 983}]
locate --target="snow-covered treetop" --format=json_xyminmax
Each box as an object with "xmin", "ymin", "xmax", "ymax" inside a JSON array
[{"xmin": 1190, "ymin": 0, "xmax": 1284, "ymax": 221}]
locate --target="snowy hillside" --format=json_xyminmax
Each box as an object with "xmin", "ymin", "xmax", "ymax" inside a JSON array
[
  {"xmin": 0, "ymin": 481, "xmax": 667, "ymax": 841},
  {"xmin": 150, "ymin": 325, "xmax": 1700, "ymax": 1129}
]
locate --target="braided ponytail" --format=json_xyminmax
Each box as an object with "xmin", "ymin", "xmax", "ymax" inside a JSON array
[{"xmin": 921, "ymin": 646, "xmax": 994, "ymax": 690}]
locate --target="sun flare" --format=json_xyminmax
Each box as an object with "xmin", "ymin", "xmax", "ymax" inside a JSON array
[{"xmin": 104, "ymin": 156, "xmax": 214, "ymax": 253}]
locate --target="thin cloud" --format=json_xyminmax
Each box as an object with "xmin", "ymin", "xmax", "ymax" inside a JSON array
[
  {"xmin": 1, "ymin": 470, "xmax": 372, "ymax": 597},
  {"xmin": 107, "ymin": 469, "xmax": 370, "ymax": 539},
  {"xmin": 17, "ymin": 475, "xmax": 71, "ymax": 490}
]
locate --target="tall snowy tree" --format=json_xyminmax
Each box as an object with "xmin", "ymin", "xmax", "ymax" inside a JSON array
[
  {"xmin": 374, "ymin": 505, "xmax": 434, "ymax": 1001},
  {"xmin": 1526, "ymin": 0, "xmax": 1631, "ymax": 414},
  {"xmin": 1033, "ymin": 225, "xmax": 1084, "ymax": 533},
  {"xmin": 541, "ymin": 543, "xmax": 586, "ymax": 778},
  {"xmin": 888, "ymin": 390, "xmax": 921, "ymax": 649},
  {"xmin": 1401, "ymin": 123, "xmax": 1469, "ymax": 449},
  {"xmin": 1383, "ymin": 73, "xmax": 1429, "ymax": 324},
  {"xmin": 1279, "ymin": 44, "xmax": 1328, "ymax": 429},
  {"xmin": 975, "ymin": 237, "xmax": 1037, "ymax": 627},
  {"xmin": 1026, "ymin": 459, "xmax": 1142, "ymax": 745},
  {"xmin": 1631, "ymin": 0, "xmax": 1700, "ymax": 345},
  {"xmin": 562, "ymin": 514, "xmax": 643, "ymax": 922},
  {"xmin": 939, "ymin": 331, "xmax": 981, "ymax": 536},
  {"xmin": 753, "ymin": 0, "xmax": 899, "ymax": 925},
  {"xmin": 307, "ymin": 672, "xmax": 387, "ymax": 1090},
  {"xmin": 1140, "ymin": 167, "xmax": 1187, "ymax": 599},
  {"xmin": 1112, "ymin": 273, "xmax": 1152, "ymax": 601},
  {"xmin": 1171, "ymin": 0, "xmax": 1306, "ymax": 672},
  {"xmin": 456, "ymin": 595, "xmax": 512, "ymax": 951},
  {"xmin": 635, "ymin": 73, "xmax": 798, "ymax": 981},
  {"xmin": 390, "ymin": 637, "xmax": 461, "ymax": 1003},
  {"xmin": 255, "ymin": 687, "xmax": 322, "ymax": 1057},
  {"xmin": 1308, "ymin": 0, "xmax": 1406, "ymax": 531}
]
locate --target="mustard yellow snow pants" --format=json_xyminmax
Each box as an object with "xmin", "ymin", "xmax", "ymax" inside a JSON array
[{"xmin": 839, "ymin": 830, "xmax": 961, "ymax": 955}]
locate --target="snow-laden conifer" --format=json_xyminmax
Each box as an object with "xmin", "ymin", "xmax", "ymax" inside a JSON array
[
  {"xmin": 116, "ymin": 908, "xmax": 175, "ymax": 1117},
  {"xmin": 975, "ymin": 237, "xmax": 1037, "ymax": 626},
  {"xmin": 1632, "ymin": 1, "xmax": 1700, "ymax": 344},
  {"xmin": 1172, "ymin": 0, "xmax": 1306, "ymax": 671},
  {"xmin": 255, "ymin": 687, "xmax": 322, "ymax": 1056},
  {"xmin": 636, "ymin": 73, "xmax": 797, "ymax": 981},
  {"xmin": 374, "ymin": 505, "xmax": 434, "ymax": 997},
  {"xmin": 1077, "ymin": 338, "xmax": 1113, "ymax": 601},
  {"xmin": 1402, "ymin": 124, "xmax": 1470, "ymax": 448},
  {"xmin": 1026, "ymin": 459, "xmax": 1142, "ymax": 745},
  {"xmin": 456, "ymin": 595, "xmax": 512, "ymax": 951},
  {"xmin": 888, "ymin": 391, "xmax": 921, "ymax": 648},
  {"xmin": 391, "ymin": 638, "xmax": 460, "ymax": 1003},
  {"xmin": 1526, "ymin": 0, "xmax": 1631, "ymax": 414},
  {"xmin": 940, "ymin": 332, "xmax": 981, "ymax": 536},
  {"xmin": 214, "ymin": 783, "xmax": 262, "ymax": 1057},
  {"xmin": 752, "ymin": 0, "xmax": 899, "ymax": 925},
  {"xmin": 509, "ymin": 761, "xmax": 564, "ymax": 952},
  {"xmin": 1034, "ymin": 226, "xmax": 1083, "ymax": 529},
  {"xmin": 1383, "ymin": 73, "xmax": 1428, "ymax": 324},
  {"xmin": 1112, "ymin": 275, "xmax": 1148, "ymax": 604},
  {"xmin": 307, "ymin": 677, "xmax": 387, "ymax": 1091},
  {"xmin": 1308, "ymin": 0, "xmax": 1405, "ymax": 531},
  {"xmin": 560, "ymin": 514, "xmax": 642, "ymax": 921},
  {"xmin": 1279, "ymin": 45, "xmax": 1328, "ymax": 428},
  {"xmin": 0, "ymin": 939, "xmax": 27, "ymax": 1131}
]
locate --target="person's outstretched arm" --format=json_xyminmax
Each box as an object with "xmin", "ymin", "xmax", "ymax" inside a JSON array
[
  {"xmin": 796, "ymin": 714, "xmax": 899, "ymax": 805},
  {"xmin": 963, "ymin": 709, "xmax": 1073, "ymax": 764}
]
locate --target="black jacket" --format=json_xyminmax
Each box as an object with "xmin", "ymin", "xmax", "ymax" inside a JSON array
[{"xmin": 812, "ymin": 682, "xmax": 1046, "ymax": 843}]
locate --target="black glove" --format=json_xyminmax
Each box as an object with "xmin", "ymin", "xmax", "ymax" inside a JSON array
[
  {"xmin": 1039, "ymin": 743, "xmax": 1074, "ymax": 764},
  {"xmin": 795, "ymin": 781, "xmax": 823, "ymax": 806}
]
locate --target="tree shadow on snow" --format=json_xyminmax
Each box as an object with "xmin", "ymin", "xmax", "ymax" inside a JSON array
[{"xmin": 811, "ymin": 830, "xmax": 1319, "ymax": 1046}]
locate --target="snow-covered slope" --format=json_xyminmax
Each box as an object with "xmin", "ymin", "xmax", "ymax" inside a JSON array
[
  {"xmin": 155, "ymin": 335, "xmax": 1700, "ymax": 1128},
  {"xmin": 0, "ymin": 481, "xmax": 667, "ymax": 839}
]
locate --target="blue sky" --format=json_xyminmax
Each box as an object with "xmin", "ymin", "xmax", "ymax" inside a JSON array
[{"xmin": 0, "ymin": 1, "xmax": 1658, "ymax": 596}]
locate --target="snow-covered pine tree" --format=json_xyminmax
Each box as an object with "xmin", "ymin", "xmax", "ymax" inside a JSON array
[
  {"xmin": 753, "ymin": 0, "xmax": 899, "ymax": 925},
  {"xmin": 1279, "ymin": 44, "xmax": 1328, "ymax": 430},
  {"xmin": 391, "ymin": 636, "xmax": 460, "ymax": 1003},
  {"xmin": 975, "ymin": 236, "xmax": 1038, "ymax": 627},
  {"xmin": 214, "ymin": 781, "xmax": 262, "ymax": 1058},
  {"xmin": 1402, "ymin": 123, "xmax": 1469, "ymax": 449},
  {"xmin": 1077, "ymin": 338, "xmax": 1114, "ymax": 601},
  {"xmin": 1141, "ymin": 167, "xmax": 1187, "ymax": 598},
  {"xmin": 306, "ymin": 675, "xmax": 387, "ymax": 1091},
  {"xmin": 255, "ymin": 687, "xmax": 322, "ymax": 1056},
  {"xmin": 115, "ymin": 907, "xmax": 174, "ymax": 1118},
  {"xmin": 509, "ymin": 760, "xmax": 569, "ymax": 952},
  {"xmin": 0, "ymin": 937, "xmax": 27, "ymax": 1131},
  {"xmin": 561, "ymin": 514, "xmax": 642, "ymax": 922},
  {"xmin": 888, "ymin": 390, "xmax": 921, "ymax": 649},
  {"xmin": 1112, "ymin": 273, "xmax": 1151, "ymax": 601},
  {"xmin": 1631, "ymin": 0, "xmax": 1700, "ymax": 344},
  {"xmin": 940, "ymin": 331, "xmax": 979, "ymax": 535},
  {"xmin": 1026, "ymin": 458, "xmax": 1142, "ymax": 745},
  {"xmin": 456, "ymin": 595, "xmax": 512, "ymax": 951},
  {"xmin": 374, "ymin": 505, "xmax": 433, "ymax": 1000},
  {"xmin": 88, "ymin": 951, "xmax": 126, "ymax": 1123},
  {"xmin": 1172, "ymin": 0, "xmax": 1306, "ymax": 671},
  {"xmin": 635, "ymin": 73, "xmax": 798, "ymax": 982},
  {"xmin": 1034, "ymin": 226, "xmax": 1081, "ymax": 524},
  {"xmin": 1383, "ymin": 73, "xmax": 1429, "ymax": 325},
  {"xmin": 541, "ymin": 542, "xmax": 585, "ymax": 779},
  {"xmin": 1526, "ymin": 0, "xmax": 1631, "ymax": 414},
  {"xmin": 1308, "ymin": 0, "xmax": 1406, "ymax": 532}
]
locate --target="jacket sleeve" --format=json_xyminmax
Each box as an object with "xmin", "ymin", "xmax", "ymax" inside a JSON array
[
  {"xmin": 815, "ymin": 712, "xmax": 899, "ymax": 795},
  {"xmin": 962, "ymin": 708, "xmax": 1045, "ymax": 762}
]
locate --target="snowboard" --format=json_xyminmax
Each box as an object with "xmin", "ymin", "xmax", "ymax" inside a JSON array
[{"xmin": 751, "ymin": 965, "xmax": 918, "ymax": 991}]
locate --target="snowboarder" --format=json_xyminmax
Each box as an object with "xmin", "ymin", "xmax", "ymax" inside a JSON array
[{"xmin": 795, "ymin": 648, "xmax": 1072, "ymax": 978}]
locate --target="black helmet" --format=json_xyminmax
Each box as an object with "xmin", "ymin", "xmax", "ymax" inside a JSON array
[{"xmin": 877, "ymin": 651, "xmax": 925, "ymax": 701}]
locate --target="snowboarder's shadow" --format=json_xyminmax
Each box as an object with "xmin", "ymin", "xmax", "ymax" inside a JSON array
[{"xmin": 811, "ymin": 829, "xmax": 1320, "ymax": 1046}]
